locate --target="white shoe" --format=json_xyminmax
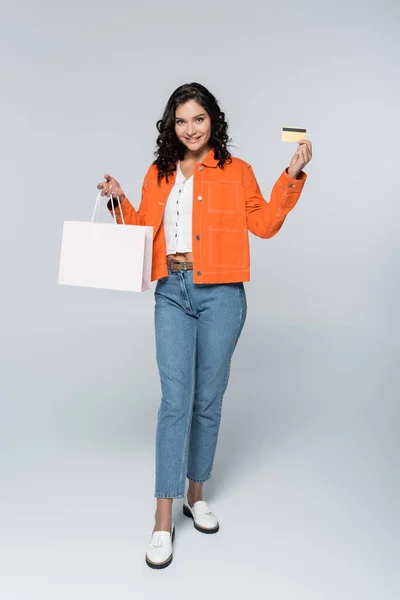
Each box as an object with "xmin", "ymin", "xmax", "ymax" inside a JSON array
[
  {"xmin": 183, "ymin": 495, "xmax": 219, "ymax": 534},
  {"xmin": 145, "ymin": 522, "xmax": 175, "ymax": 569}
]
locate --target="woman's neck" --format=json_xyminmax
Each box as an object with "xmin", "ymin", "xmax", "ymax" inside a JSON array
[{"xmin": 183, "ymin": 146, "xmax": 211, "ymax": 164}]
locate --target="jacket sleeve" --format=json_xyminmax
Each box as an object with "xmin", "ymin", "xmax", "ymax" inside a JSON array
[
  {"xmin": 106, "ymin": 180, "xmax": 149, "ymax": 226},
  {"xmin": 243, "ymin": 165, "xmax": 307, "ymax": 238}
]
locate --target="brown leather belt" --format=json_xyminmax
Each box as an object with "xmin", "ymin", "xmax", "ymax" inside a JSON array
[{"xmin": 167, "ymin": 257, "xmax": 193, "ymax": 271}]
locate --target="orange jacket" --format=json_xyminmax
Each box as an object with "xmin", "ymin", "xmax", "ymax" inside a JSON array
[{"xmin": 108, "ymin": 148, "xmax": 307, "ymax": 284}]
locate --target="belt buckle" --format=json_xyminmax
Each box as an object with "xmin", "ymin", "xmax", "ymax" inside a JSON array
[{"xmin": 182, "ymin": 262, "xmax": 188, "ymax": 271}]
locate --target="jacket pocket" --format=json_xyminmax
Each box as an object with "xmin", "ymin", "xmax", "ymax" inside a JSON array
[
  {"xmin": 208, "ymin": 227, "xmax": 248, "ymax": 268},
  {"xmin": 207, "ymin": 181, "xmax": 240, "ymax": 213}
]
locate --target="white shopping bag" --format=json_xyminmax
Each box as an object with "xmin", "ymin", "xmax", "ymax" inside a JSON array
[{"xmin": 58, "ymin": 193, "xmax": 153, "ymax": 292}]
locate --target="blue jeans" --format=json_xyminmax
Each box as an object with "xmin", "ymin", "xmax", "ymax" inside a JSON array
[{"xmin": 153, "ymin": 265, "xmax": 247, "ymax": 498}]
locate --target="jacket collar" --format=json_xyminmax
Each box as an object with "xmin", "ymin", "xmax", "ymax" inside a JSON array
[{"xmin": 200, "ymin": 147, "xmax": 219, "ymax": 168}]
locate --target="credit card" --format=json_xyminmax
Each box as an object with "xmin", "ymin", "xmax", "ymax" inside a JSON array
[{"xmin": 282, "ymin": 127, "xmax": 307, "ymax": 142}]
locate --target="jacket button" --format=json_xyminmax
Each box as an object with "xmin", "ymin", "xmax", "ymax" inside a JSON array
[
  {"xmin": 197, "ymin": 271, "xmax": 201, "ymax": 276},
  {"xmin": 288, "ymin": 183, "xmax": 294, "ymax": 188},
  {"xmin": 197, "ymin": 196, "xmax": 203, "ymax": 201},
  {"xmin": 198, "ymin": 166, "xmax": 204, "ymax": 171},
  {"xmin": 196, "ymin": 235, "xmax": 200, "ymax": 240}
]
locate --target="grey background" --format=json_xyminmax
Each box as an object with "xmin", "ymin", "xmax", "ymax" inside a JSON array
[{"xmin": 0, "ymin": 0, "xmax": 398, "ymax": 598}]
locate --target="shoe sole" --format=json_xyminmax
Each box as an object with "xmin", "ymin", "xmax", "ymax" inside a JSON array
[
  {"xmin": 183, "ymin": 504, "xmax": 220, "ymax": 534},
  {"xmin": 145, "ymin": 527, "xmax": 175, "ymax": 569}
]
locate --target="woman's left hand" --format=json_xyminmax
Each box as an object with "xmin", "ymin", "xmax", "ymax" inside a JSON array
[{"xmin": 288, "ymin": 139, "xmax": 312, "ymax": 178}]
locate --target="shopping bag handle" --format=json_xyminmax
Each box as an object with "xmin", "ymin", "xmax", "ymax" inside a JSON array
[{"xmin": 91, "ymin": 192, "xmax": 126, "ymax": 225}]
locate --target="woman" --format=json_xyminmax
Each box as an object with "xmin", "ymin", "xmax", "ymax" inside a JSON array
[{"xmin": 97, "ymin": 82, "xmax": 312, "ymax": 569}]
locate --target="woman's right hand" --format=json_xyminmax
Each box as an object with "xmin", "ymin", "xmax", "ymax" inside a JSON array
[{"xmin": 97, "ymin": 174, "xmax": 126, "ymax": 201}]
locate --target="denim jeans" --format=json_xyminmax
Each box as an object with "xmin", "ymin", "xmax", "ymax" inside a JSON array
[{"xmin": 153, "ymin": 265, "xmax": 247, "ymax": 498}]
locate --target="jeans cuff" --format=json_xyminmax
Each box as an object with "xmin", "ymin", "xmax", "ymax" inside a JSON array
[
  {"xmin": 186, "ymin": 474, "xmax": 211, "ymax": 483},
  {"xmin": 154, "ymin": 492, "xmax": 185, "ymax": 499}
]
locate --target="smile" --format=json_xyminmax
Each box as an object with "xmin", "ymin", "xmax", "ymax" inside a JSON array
[{"xmin": 185, "ymin": 136, "xmax": 201, "ymax": 143}]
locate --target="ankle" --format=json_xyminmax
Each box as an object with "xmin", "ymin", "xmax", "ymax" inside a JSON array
[
  {"xmin": 153, "ymin": 523, "xmax": 171, "ymax": 534},
  {"xmin": 153, "ymin": 515, "xmax": 172, "ymax": 532},
  {"xmin": 187, "ymin": 493, "xmax": 203, "ymax": 507}
]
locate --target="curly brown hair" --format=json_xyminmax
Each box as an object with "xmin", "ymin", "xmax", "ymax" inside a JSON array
[{"xmin": 153, "ymin": 82, "xmax": 232, "ymax": 183}]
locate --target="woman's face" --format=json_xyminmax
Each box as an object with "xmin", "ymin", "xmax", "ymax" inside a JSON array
[{"xmin": 174, "ymin": 100, "xmax": 212, "ymax": 155}]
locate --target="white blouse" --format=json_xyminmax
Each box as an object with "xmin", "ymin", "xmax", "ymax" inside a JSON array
[{"xmin": 163, "ymin": 161, "xmax": 193, "ymax": 255}]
